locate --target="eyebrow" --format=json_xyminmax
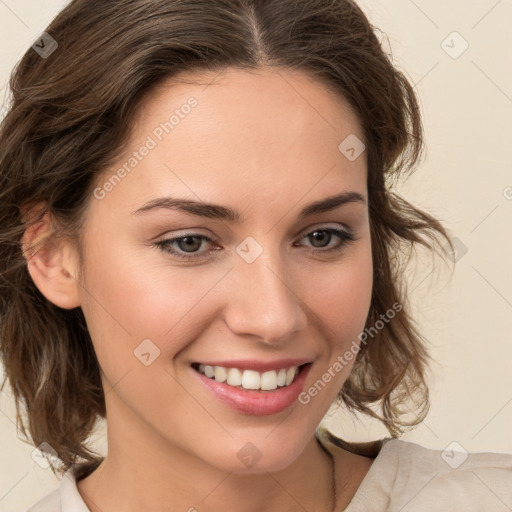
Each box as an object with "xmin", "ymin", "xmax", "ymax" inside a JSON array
[{"xmin": 131, "ymin": 191, "xmax": 366, "ymax": 222}]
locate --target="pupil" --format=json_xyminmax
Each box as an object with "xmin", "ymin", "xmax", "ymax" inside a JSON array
[
  {"xmin": 179, "ymin": 236, "xmax": 201, "ymax": 252},
  {"xmin": 311, "ymin": 230, "xmax": 330, "ymax": 248}
]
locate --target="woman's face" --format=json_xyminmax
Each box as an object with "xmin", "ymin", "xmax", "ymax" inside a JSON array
[{"xmin": 76, "ymin": 67, "xmax": 372, "ymax": 473}]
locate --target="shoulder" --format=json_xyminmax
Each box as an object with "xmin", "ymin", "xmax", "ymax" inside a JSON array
[
  {"xmin": 25, "ymin": 488, "xmax": 61, "ymax": 512},
  {"xmin": 25, "ymin": 464, "xmax": 91, "ymax": 512},
  {"xmin": 25, "ymin": 489, "xmax": 61, "ymax": 512},
  {"xmin": 316, "ymin": 426, "xmax": 512, "ymax": 512},
  {"xmin": 378, "ymin": 437, "xmax": 512, "ymax": 511},
  {"xmin": 386, "ymin": 437, "xmax": 512, "ymax": 508}
]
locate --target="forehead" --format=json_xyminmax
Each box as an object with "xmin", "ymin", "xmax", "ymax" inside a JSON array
[
  {"xmin": 134, "ymin": 66, "xmax": 364, "ymax": 144},
  {"xmin": 92, "ymin": 66, "xmax": 367, "ymax": 220}
]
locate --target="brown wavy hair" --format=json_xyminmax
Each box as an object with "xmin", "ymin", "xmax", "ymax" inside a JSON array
[{"xmin": 0, "ymin": 0, "xmax": 453, "ymax": 477}]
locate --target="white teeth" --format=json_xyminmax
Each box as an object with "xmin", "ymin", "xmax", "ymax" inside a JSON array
[
  {"xmin": 226, "ymin": 368, "xmax": 242, "ymax": 386},
  {"xmin": 214, "ymin": 366, "xmax": 227, "ymax": 383},
  {"xmin": 241, "ymin": 370, "xmax": 260, "ymax": 390},
  {"xmin": 260, "ymin": 370, "xmax": 278, "ymax": 391},
  {"xmin": 196, "ymin": 364, "xmax": 301, "ymax": 391},
  {"xmin": 285, "ymin": 367, "xmax": 296, "ymax": 386}
]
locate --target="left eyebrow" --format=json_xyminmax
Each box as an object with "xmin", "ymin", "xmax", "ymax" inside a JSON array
[
  {"xmin": 131, "ymin": 191, "xmax": 366, "ymax": 222},
  {"xmin": 298, "ymin": 191, "xmax": 366, "ymax": 218}
]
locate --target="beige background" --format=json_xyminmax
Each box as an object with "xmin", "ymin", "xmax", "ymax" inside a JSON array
[{"xmin": 1, "ymin": 1, "xmax": 511, "ymax": 510}]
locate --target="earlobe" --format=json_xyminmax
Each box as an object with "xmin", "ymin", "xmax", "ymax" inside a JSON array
[{"xmin": 21, "ymin": 208, "xmax": 82, "ymax": 310}]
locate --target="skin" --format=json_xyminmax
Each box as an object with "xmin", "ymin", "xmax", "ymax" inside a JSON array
[{"xmin": 23, "ymin": 66, "xmax": 374, "ymax": 512}]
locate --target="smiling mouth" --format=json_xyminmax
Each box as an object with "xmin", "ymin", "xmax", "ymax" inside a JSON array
[{"xmin": 191, "ymin": 362, "xmax": 310, "ymax": 391}]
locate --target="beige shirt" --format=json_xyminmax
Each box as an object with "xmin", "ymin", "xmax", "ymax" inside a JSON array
[{"xmin": 27, "ymin": 427, "xmax": 512, "ymax": 511}]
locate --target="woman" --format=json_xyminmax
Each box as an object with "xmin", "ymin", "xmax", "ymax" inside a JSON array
[{"xmin": 0, "ymin": 1, "xmax": 510, "ymax": 511}]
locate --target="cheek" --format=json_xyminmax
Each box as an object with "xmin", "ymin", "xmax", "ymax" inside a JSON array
[
  {"xmin": 78, "ymin": 240, "xmax": 226, "ymax": 374},
  {"xmin": 294, "ymin": 247, "xmax": 373, "ymax": 410},
  {"xmin": 304, "ymin": 244, "xmax": 373, "ymax": 344},
  {"xmin": 77, "ymin": 243, "xmax": 233, "ymax": 442}
]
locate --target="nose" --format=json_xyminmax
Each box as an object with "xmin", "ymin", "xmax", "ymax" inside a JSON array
[{"xmin": 223, "ymin": 247, "xmax": 308, "ymax": 345}]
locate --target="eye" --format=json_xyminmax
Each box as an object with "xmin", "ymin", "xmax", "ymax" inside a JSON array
[
  {"xmin": 295, "ymin": 227, "xmax": 356, "ymax": 254},
  {"xmin": 155, "ymin": 227, "xmax": 356, "ymax": 261},
  {"xmin": 155, "ymin": 234, "xmax": 216, "ymax": 260}
]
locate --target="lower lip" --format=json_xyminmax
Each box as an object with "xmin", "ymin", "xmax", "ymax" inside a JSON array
[{"xmin": 192, "ymin": 364, "xmax": 312, "ymax": 416}]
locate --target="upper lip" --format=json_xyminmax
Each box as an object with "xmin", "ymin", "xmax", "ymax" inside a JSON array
[{"xmin": 192, "ymin": 358, "xmax": 312, "ymax": 372}]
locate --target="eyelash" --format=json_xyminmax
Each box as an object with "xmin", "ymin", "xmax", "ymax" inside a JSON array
[{"xmin": 155, "ymin": 227, "xmax": 356, "ymax": 261}]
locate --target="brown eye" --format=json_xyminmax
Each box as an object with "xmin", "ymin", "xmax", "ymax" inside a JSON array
[
  {"xmin": 297, "ymin": 227, "xmax": 355, "ymax": 252},
  {"xmin": 155, "ymin": 227, "xmax": 355, "ymax": 262},
  {"xmin": 156, "ymin": 234, "xmax": 215, "ymax": 260}
]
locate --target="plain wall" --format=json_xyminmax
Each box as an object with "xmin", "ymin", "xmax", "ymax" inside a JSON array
[{"xmin": 0, "ymin": 1, "xmax": 511, "ymax": 510}]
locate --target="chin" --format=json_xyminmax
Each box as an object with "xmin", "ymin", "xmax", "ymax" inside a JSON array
[{"xmin": 196, "ymin": 432, "xmax": 309, "ymax": 474}]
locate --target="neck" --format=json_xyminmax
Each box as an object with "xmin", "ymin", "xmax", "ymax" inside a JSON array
[{"xmin": 77, "ymin": 401, "xmax": 336, "ymax": 512}]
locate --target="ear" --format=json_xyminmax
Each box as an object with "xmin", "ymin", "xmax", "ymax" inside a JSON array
[{"xmin": 21, "ymin": 204, "xmax": 82, "ymax": 309}]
